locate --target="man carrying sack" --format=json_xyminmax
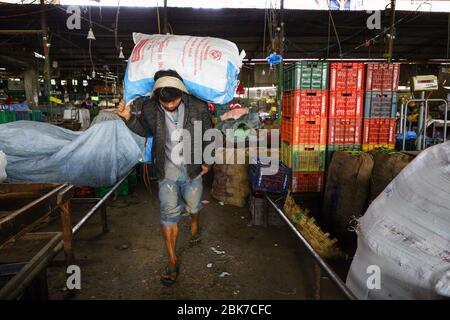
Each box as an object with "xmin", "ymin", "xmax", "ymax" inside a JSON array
[{"xmin": 117, "ymin": 70, "xmax": 212, "ymax": 286}]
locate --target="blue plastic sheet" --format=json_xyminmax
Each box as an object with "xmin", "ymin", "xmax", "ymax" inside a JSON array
[
  {"xmin": 0, "ymin": 120, "xmax": 145, "ymax": 187},
  {"xmin": 395, "ymin": 131, "xmax": 417, "ymax": 141},
  {"xmin": 7, "ymin": 102, "xmax": 30, "ymax": 112}
]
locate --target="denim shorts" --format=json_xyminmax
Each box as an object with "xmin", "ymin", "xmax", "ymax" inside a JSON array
[{"xmin": 158, "ymin": 175, "xmax": 203, "ymax": 226}]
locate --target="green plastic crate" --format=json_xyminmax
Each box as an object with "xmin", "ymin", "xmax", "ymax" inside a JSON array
[
  {"xmin": 281, "ymin": 142, "xmax": 326, "ymax": 172},
  {"xmin": 128, "ymin": 168, "xmax": 138, "ymax": 187},
  {"xmin": 31, "ymin": 110, "xmax": 43, "ymax": 121},
  {"xmin": 326, "ymin": 144, "xmax": 362, "ymax": 166},
  {"xmin": 13, "ymin": 111, "xmax": 32, "ymax": 121},
  {"xmin": 95, "ymin": 180, "xmax": 129, "ymax": 198},
  {"xmin": 283, "ymin": 61, "xmax": 329, "ymax": 91},
  {"xmin": 0, "ymin": 111, "xmax": 16, "ymax": 124}
]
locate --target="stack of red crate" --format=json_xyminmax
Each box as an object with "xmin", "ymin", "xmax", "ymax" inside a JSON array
[
  {"xmin": 281, "ymin": 90, "xmax": 328, "ymax": 145},
  {"xmin": 326, "ymin": 63, "xmax": 365, "ymax": 164},
  {"xmin": 363, "ymin": 63, "xmax": 400, "ymax": 151}
]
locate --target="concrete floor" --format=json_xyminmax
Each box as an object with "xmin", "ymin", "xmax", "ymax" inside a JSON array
[{"xmin": 46, "ymin": 178, "xmax": 350, "ymax": 300}]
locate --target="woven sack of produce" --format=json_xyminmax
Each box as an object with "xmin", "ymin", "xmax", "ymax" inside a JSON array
[
  {"xmin": 369, "ymin": 149, "xmax": 413, "ymax": 202},
  {"xmin": 323, "ymin": 151, "xmax": 374, "ymax": 245},
  {"xmin": 211, "ymin": 147, "xmax": 250, "ymax": 207}
]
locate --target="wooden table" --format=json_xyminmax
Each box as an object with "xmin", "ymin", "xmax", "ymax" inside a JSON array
[{"xmin": 0, "ymin": 183, "xmax": 73, "ymax": 299}]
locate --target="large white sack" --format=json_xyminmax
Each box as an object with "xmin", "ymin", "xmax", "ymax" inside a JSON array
[
  {"xmin": 346, "ymin": 141, "xmax": 450, "ymax": 299},
  {"xmin": 0, "ymin": 150, "xmax": 6, "ymax": 183},
  {"xmin": 124, "ymin": 33, "xmax": 245, "ymax": 104}
]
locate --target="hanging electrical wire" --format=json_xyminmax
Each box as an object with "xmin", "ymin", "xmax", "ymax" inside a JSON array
[
  {"xmin": 262, "ymin": 1, "xmax": 267, "ymax": 58},
  {"xmin": 325, "ymin": 0, "xmax": 342, "ymax": 58},
  {"xmin": 447, "ymin": 12, "xmax": 450, "ymax": 60},
  {"xmin": 89, "ymin": 39, "xmax": 95, "ymax": 75},
  {"xmin": 289, "ymin": 28, "xmax": 365, "ymax": 57},
  {"xmin": 341, "ymin": 0, "xmax": 433, "ymax": 58},
  {"xmin": 267, "ymin": 0, "xmax": 277, "ymax": 53},
  {"xmin": 0, "ymin": 5, "xmax": 57, "ymax": 19},
  {"xmin": 88, "ymin": 5, "xmax": 92, "ymax": 30},
  {"xmin": 47, "ymin": 4, "xmax": 115, "ymax": 33},
  {"xmin": 114, "ymin": 0, "xmax": 121, "ymax": 50},
  {"xmin": 88, "ymin": 6, "xmax": 95, "ymax": 77},
  {"xmin": 326, "ymin": 12, "xmax": 331, "ymax": 58},
  {"xmin": 156, "ymin": 0, "xmax": 161, "ymax": 34}
]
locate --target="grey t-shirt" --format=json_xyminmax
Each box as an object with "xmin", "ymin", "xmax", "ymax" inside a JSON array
[{"xmin": 161, "ymin": 102, "xmax": 187, "ymax": 181}]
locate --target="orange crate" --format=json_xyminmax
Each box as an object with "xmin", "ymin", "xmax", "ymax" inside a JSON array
[
  {"xmin": 363, "ymin": 118, "xmax": 397, "ymax": 145},
  {"xmin": 281, "ymin": 116, "xmax": 327, "ymax": 145},
  {"xmin": 329, "ymin": 90, "xmax": 364, "ymax": 118},
  {"xmin": 330, "ymin": 62, "xmax": 365, "ymax": 92},
  {"xmin": 291, "ymin": 172, "xmax": 325, "ymax": 193},
  {"xmin": 366, "ymin": 63, "xmax": 400, "ymax": 91},
  {"xmin": 282, "ymin": 90, "xmax": 328, "ymax": 118},
  {"xmin": 328, "ymin": 118, "xmax": 363, "ymax": 145}
]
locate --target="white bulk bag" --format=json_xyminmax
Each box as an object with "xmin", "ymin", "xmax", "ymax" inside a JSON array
[
  {"xmin": 346, "ymin": 141, "xmax": 450, "ymax": 299},
  {"xmin": 124, "ymin": 33, "xmax": 245, "ymax": 104},
  {"xmin": 0, "ymin": 150, "xmax": 6, "ymax": 183}
]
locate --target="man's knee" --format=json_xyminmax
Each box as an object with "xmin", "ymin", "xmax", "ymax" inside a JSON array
[
  {"xmin": 159, "ymin": 178, "xmax": 182, "ymax": 223},
  {"xmin": 183, "ymin": 179, "xmax": 203, "ymax": 214},
  {"xmin": 160, "ymin": 215, "xmax": 181, "ymax": 227}
]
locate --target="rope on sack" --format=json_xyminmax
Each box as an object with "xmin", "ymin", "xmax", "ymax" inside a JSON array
[
  {"xmin": 347, "ymin": 215, "xmax": 361, "ymax": 234},
  {"xmin": 141, "ymin": 135, "xmax": 152, "ymax": 195}
]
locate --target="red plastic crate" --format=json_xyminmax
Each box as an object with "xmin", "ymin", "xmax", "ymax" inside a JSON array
[
  {"xmin": 281, "ymin": 116, "xmax": 327, "ymax": 145},
  {"xmin": 282, "ymin": 90, "xmax": 328, "ymax": 118},
  {"xmin": 291, "ymin": 172, "xmax": 324, "ymax": 193},
  {"xmin": 366, "ymin": 63, "xmax": 400, "ymax": 91},
  {"xmin": 330, "ymin": 62, "xmax": 365, "ymax": 92},
  {"xmin": 329, "ymin": 90, "xmax": 364, "ymax": 118},
  {"xmin": 328, "ymin": 118, "xmax": 363, "ymax": 145},
  {"xmin": 363, "ymin": 118, "xmax": 397, "ymax": 145}
]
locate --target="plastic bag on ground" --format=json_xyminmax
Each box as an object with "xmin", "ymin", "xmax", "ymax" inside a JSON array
[
  {"xmin": 124, "ymin": 33, "xmax": 245, "ymax": 105},
  {"xmin": 0, "ymin": 120, "xmax": 144, "ymax": 187},
  {"xmin": 346, "ymin": 142, "xmax": 450, "ymax": 299}
]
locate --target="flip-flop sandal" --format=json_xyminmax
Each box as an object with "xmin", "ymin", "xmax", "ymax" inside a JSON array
[
  {"xmin": 161, "ymin": 265, "xmax": 179, "ymax": 286},
  {"xmin": 189, "ymin": 233, "xmax": 202, "ymax": 247}
]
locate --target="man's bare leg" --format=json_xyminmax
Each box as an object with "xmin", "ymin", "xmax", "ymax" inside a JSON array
[
  {"xmin": 190, "ymin": 213, "xmax": 199, "ymax": 237},
  {"xmin": 162, "ymin": 223, "xmax": 178, "ymax": 268}
]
